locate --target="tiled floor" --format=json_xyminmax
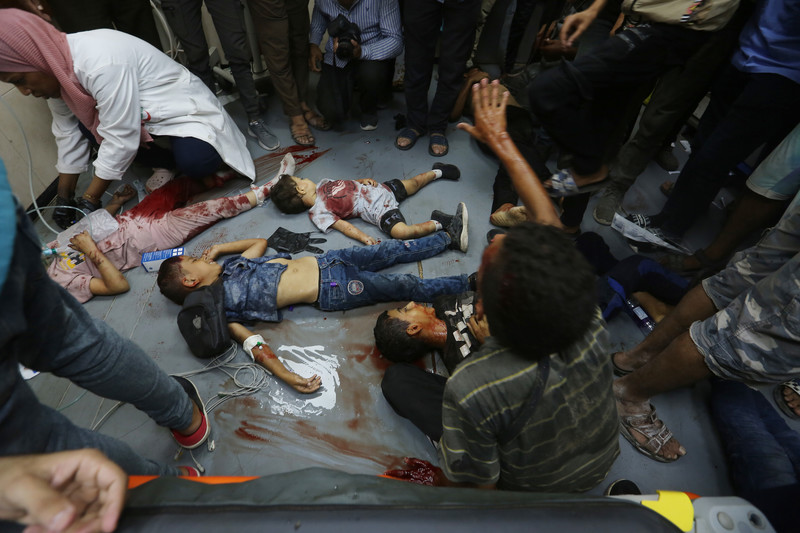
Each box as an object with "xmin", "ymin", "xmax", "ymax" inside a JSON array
[{"xmin": 28, "ymin": 73, "xmax": 799, "ymax": 500}]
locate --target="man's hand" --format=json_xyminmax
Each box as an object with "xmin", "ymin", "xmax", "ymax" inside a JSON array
[
  {"xmin": 383, "ymin": 458, "xmax": 446, "ymax": 486},
  {"xmin": 332, "ymin": 38, "xmax": 362, "ymax": 59},
  {"xmin": 0, "ymin": 450, "xmax": 127, "ymax": 533},
  {"xmin": 309, "ymin": 44, "xmax": 323, "ymax": 72},
  {"xmin": 457, "ymin": 79, "xmax": 509, "ymax": 146},
  {"xmin": 69, "ymin": 231, "xmax": 98, "ymax": 255},
  {"xmin": 467, "ymin": 315, "xmax": 490, "ymax": 345},
  {"xmin": 356, "ymin": 178, "xmax": 378, "ymax": 187},
  {"xmin": 559, "ymin": 7, "xmax": 600, "ymax": 47},
  {"xmin": 288, "ymin": 373, "xmax": 322, "ymax": 393}
]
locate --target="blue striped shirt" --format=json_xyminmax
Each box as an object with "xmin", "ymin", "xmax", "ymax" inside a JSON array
[{"xmin": 310, "ymin": 0, "xmax": 403, "ymax": 67}]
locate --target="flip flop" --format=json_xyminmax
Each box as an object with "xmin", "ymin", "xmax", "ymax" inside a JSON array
[
  {"xmin": 619, "ymin": 404, "xmax": 682, "ymax": 463},
  {"xmin": 290, "ymin": 121, "xmax": 315, "ymax": 147},
  {"xmin": 546, "ymin": 169, "xmax": 608, "ymax": 198},
  {"xmin": 395, "ymin": 127, "xmax": 423, "ymax": 151},
  {"xmin": 303, "ymin": 110, "xmax": 331, "ymax": 131},
  {"xmin": 428, "ymin": 132, "xmax": 449, "ymax": 157},
  {"xmin": 773, "ymin": 380, "xmax": 800, "ymax": 419}
]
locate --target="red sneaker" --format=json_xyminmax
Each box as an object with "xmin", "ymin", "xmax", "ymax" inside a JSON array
[{"xmin": 170, "ymin": 376, "xmax": 210, "ymax": 450}]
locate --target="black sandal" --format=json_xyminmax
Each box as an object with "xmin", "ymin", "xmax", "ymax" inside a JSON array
[{"xmin": 395, "ymin": 127, "xmax": 423, "ymax": 151}]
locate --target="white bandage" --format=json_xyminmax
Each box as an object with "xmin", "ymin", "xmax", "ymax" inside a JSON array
[{"xmin": 242, "ymin": 334, "xmax": 266, "ymax": 361}]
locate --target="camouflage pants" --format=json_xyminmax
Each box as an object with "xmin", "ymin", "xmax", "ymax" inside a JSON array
[{"xmin": 691, "ymin": 190, "xmax": 800, "ymax": 383}]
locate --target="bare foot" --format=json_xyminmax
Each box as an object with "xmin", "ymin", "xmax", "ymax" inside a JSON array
[
  {"xmin": 489, "ymin": 204, "xmax": 527, "ymax": 227},
  {"xmin": 614, "ymin": 381, "xmax": 686, "ymax": 461}
]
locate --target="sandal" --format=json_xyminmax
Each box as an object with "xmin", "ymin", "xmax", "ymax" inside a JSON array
[
  {"xmin": 303, "ymin": 110, "xmax": 331, "ymax": 131},
  {"xmin": 290, "ymin": 121, "xmax": 315, "ymax": 147},
  {"xmin": 773, "ymin": 379, "xmax": 800, "ymax": 419},
  {"xmin": 395, "ymin": 127, "xmax": 423, "ymax": 151},
  {"xmin": 428, "ymin": 132, "xmax": 449, "ymax": 157},
  {"xmin": 489, "ymin": 205, "xmax": 527, "ymax": 227},
  {"xmin": 545, "ymin": 169, "xmax": 608, "ymax": 198},
  {"xmin": 619, "ymin": 403, "xmax": 683, "ymax": 463}
]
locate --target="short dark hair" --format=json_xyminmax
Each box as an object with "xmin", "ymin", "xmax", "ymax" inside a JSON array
[
  {"xmin": 270, "ymin": 174, "xmax": 307, "ymax": 214},
  {"xmin": 373, "ymin": 310, "xmax": 430, "ymax": 363},
  {"xmin": 157, "ymin": 256, "xmax": 193, "ymax": 305},
  {"xmin": 481, "ymin": 222, "xmax": 596, "ymax": 360}
]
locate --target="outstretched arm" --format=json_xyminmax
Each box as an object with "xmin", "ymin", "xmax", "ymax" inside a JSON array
[
  {"xmin": 69, "ymin": 231, "xmax": 131, "ymax": 297},
  {"xmin": 560, "ymin": 0, "xmax": 607, "ymax": 46},
  {"xmin": 457, "ymin": 80, "xmax": 562, "ymax": 228},
  {"xmin": 228, "ymin": 322, "xmax": 322, "ymax": 393},
  {"xmin": 202, "ymin": 238, "xmax": 269, "ymax": 261},
  {"xmin": 332, "ymin": 219, "xmax": 379, "ymax": 245}
]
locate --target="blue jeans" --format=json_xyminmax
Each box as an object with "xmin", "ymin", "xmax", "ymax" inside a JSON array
[
  {"xmin": 316, "ymin": 232, "xmax": 469, "ymax": 311},
  {"xmin": 711, "ymin": 380, "xmax": 800, "ymax": 495},
  {"xmin": 0, "ymin": 203, "xmax": 191, "ymax": 475}
]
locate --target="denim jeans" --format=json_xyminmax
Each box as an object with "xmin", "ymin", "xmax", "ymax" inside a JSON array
[
  {"xmin": 0, "ymin": 203, "xmax": 191, "ymax": 475},
  {"xmin": 316, "ymin": 232, "xmax": 469, "ymax": 310},
  {"xmin": 710, "ymin": 379, "xmax": 800, "ymax": 497}
]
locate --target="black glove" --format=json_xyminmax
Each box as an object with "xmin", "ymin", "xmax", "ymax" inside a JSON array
[{"xmin": 267, "ymin": 227, "xmax": 327, "ymax": 254}]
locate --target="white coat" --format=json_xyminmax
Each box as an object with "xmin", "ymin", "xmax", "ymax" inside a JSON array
[{"xmin": 49, "ymin": 29, "xmax": 255, "ymax": 181}]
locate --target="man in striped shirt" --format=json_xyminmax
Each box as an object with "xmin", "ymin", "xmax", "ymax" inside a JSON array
[
  {"xmin": 309, "ymin": 0, "xmax": 402, "ymax": 131},
  {"xmin": 380, "ymin": 80, "xmax": 619, "ymax": 491}
]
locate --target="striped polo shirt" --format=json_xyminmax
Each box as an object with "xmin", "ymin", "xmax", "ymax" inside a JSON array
[{"xmin": 439, "ymin": 310, "xmax": 619, "ymax": 492}]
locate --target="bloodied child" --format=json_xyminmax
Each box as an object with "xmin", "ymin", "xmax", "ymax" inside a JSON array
[{"xmin": 156, "ymin": 229, "xmax": 471, "ymax": 393}]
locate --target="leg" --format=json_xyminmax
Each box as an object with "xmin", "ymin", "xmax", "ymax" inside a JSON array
[
  {"xmin": 321, "ymin": 231, "xmax": 453, "ymax": 272},
  {"xmin": 316, "ymin": 63, "xmax": 355, "ymax": 127},
  {"xmin": 46, "ymin": 0, "xmax": 113, "ymax": 32},
  {"xmin": 160, "ymin": 0, "xmax": 216, "ymax": 91},
  {"xmin": 390, "ymin": 221, "xmax": 439, "ymax": 240},
  {"xmin": 205, "ymin": 0, "xmax": 259, "ymax": 120},
  {"xmin": 109, "ymin": 0, "xmax": 162, "ymax": 49},
  {"xmin": 382, "ymin": 363, "xmax": 446, "ymax": 441},
  {"xmin": 402, "ymin": 0, "xmax": 443, "ymax": 133},
  {"xmin": 286, "ymin": 0, "xmax": 312, "ymax": 106},
  {"xmin": 355, "ymin": 59, "xmax": 395, "ymax": 118},
  {"xmin": 169, "ymin": 136, "xmax": 223, "ymax": 178},
  {"xmin": 399, "ymin": 170, "xmax": 437, "ymax": 196},
  {"xmin": 426, "ymin": 0, "xmax": 480, "ymax": 133}
]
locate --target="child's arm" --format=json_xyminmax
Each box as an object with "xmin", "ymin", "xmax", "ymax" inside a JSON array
[
  {"xmin": 457, "ymin": 79, "xmax": 562, "ymax": 229},
  {"xmin": 68, "ymin": 231, "xmax": 131, "ymax": 297},
  {"xmin": 202, "ymin": 239, "xmax": 268, "ymax": 261},
  {"xmin": 228, "ymin": 322, "xmax": 322, "ymax": 393},
  {"xmin": 331, "ymin": 219, "xmax": 379, "ymax": 245}
]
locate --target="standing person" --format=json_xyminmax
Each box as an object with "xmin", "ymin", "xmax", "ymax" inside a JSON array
[
  {"xmin": 0, "ymin": 8, "xmax": 255, "ymax": 228},
  {"xmin": 249, "ymin": 0, "xmax": 328, "ymax": 146},
  {"xmin": 309, "ymin": 0, "xmax": 402, "ymax": 131},
  {"xmin": 47, "ymin": 0, "xmax": 162, "ymax": 49},
  {"xmin": 160, "ymin": 0, "xmax": 280, "ymax": 152},
  {"xmin": 395, "ymin": 0, "xmax": 481, "ymax": 156}
]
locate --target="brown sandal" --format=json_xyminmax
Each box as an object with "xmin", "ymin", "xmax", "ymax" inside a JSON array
[
  {"xmin": 290, "ymin": 121, "xmax": 315, "ymax": 146},
  {"xmin": 303, "ymin": 110, "xmax": 331, "ymax": 131}
]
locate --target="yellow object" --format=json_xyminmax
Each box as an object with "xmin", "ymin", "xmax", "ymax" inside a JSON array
[{"xmin": 641, "ymin": 490, "xmax": 695, "ymax": 532}]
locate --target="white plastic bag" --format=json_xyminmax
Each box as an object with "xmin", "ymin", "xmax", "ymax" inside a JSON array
[{"xmin": 52, "ymin": 209, "xmax": 120, "ymax": 252}]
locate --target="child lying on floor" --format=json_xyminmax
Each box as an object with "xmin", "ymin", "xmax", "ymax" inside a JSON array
[
  {"xmin": 46, "ymin": 170, "xmax": 275, "ymax": 303},
  {"xmin": 269, "ymin": 161, "xmax": 467, "ymax": 248},
  {"xmin": 156, "ymin": 228, "xmax": 470, "ymax": 393}
]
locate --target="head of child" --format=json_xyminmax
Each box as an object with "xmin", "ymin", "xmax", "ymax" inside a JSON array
[
  {"xmin": 374, "ymin": 302, "xmax": 440, "ymax": 363},
  {"xmin": 374, "ymin": 222, "xmax": 597, "ymax": 362},
  {"xmin": 271, "ymin": 174, "xmax": 317, "ymax": 214},
  {"xmin": 157, "ymin": 255, "xmax": 222, "ymax": 304}
]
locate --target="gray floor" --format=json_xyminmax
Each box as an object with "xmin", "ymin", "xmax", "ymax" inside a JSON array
[{"xmin": 28, "ymin": 78, "xmax": 799, "ymax": 499}]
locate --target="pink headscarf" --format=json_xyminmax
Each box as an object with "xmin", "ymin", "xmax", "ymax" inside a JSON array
[{"xmin": 0, "ymin": 8, "xmax": 149, "ymax": 144}]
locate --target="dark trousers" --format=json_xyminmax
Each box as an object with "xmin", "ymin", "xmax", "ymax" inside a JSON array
[
  {"xmin": 529, "ymin": 23, "xmax": 709, "ymax": 175},
  {"xmin": 403, "ymin": 0, "xmax": 481, "ymax": 133},
  {"xmin": 381, "ymin": 363, "xmax": 446, "ymax": 441},
  {"xmin": 48, "ymin": 0, "xmax": 161, "ymax": 49},
  {"xmin": 660, "ymin": 67, "xmax": 800, "ymax": 236},
  {"xmin": 316, "ymin": 59, "xmax": 394, "ymax": 125},
  {"xmin": 161, "ymin": 0, "xmax": 259, "ymax": 119},
  {"xmin": 248, "ymin": 0, "xmax": 310, "ymax": 117}
]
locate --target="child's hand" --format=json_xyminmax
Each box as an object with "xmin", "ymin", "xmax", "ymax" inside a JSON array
[
  {"xmin": 202, "ymin": 245, "xmax": 220, "ymax": 261},
  {"xmin": 289, "ymin": 373, "xmax": 322, "ymax": 393},
  {"xmin": 357, "ymin": 178, "xmax": 378, "ymax": 187},
  {"xmin": 69, "ymin": 231, "xmax": 97, "ymax": 254},
  {"xmin": 111, "ymin": 184, "xmax": 136, "ymax": 204},
  {"xmin": 363, "ymin": 236, "xmax": 379, "ymax": 246}
]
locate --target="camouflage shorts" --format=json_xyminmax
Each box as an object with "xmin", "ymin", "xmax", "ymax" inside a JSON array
[{"xmin": 691, "ymin": 190, "xmax": 800, "ymax": 383}]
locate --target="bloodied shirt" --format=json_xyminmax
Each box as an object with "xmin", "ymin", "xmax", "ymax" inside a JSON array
[
  {"xmin": 439, "ymin": 310, "xmax": 619, "ymax": 492},
  {"xmin": 308, "ymin": 179, "xmax": 399, "ymax": 233}
]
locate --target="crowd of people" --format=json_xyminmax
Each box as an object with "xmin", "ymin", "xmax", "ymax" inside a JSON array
[{"xmin": 0, "ymin": 0, "xmax": 799, "ymax": 530}]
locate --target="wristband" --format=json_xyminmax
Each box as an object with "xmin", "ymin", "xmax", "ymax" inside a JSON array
[{"xmin": 242, "ymin": 334, "xmax": 266, "ymax": 361}]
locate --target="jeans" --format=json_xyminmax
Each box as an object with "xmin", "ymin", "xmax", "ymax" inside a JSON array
[
  {"xmin": 710, "ymin": 380, "xmax": 800, "ymax": 498},
  {"xmin": 0, "ymin": 203, "xmax": 191, "ymax": 475},
  {"xmin": 659, "ymin": 66, "xmax": 800, "ymax": 236},
  {"xmin": 316, "ymin": 232, "xmax": 469, "ymax": 310},
  {"xmin": 382, "ymin": 363, "xmax": 447, "ymax": 441}
]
